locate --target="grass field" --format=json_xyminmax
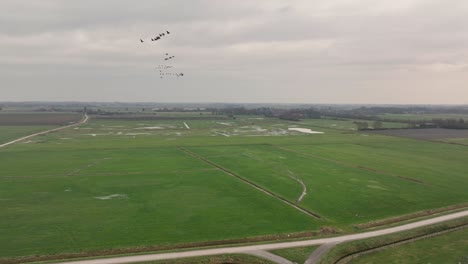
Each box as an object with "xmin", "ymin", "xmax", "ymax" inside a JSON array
[
  {"xmin": 0, "ymin": 115, "xmax": 467, "ymax": 260},
  {"xmin": 350, "ymin": 227, "xmax": 468, "ymax": 264},
  {"xmin": 0, "ymin": 125, "xmax": 56, "ymax": 144},
  {"xmin": 378, "ymin": 113, "xmax": 468, "ymax": 121},
  {"xmin": 297, "ymin": 118, "xmax": 409, "ymax": 130}
]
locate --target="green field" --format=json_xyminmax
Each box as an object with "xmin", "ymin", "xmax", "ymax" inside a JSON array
[
  {"xmin": 1, "ymin": 115, "xmax": 467, "ymax": 260},
  {"xmin": 351, "ymin": 228, "xmax": 468, "ymax": 264},
  {"xmin": 378, "ymin": 113, "xmax": 468, "ymax": 121},
  {"xmin": 0, "ymin": 125, "xmax": 56, "ymax": 144},
  {"xmin": 297, "ymin": 118, "xmax": 409, "ymax": 130}
]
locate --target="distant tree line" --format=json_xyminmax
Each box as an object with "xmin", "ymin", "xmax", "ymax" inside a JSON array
[{"xmin": 415, "ymin": 118, "xmax": 468, "ymax": 129}]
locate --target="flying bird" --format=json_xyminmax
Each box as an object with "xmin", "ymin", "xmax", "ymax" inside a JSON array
[
  {"xmin": 166, "ymin": 31, "xmax": 170, "ymax": 34},
  {"xmin": 140, "ymin": 39, "xmax": 144, "ymax": 43}
]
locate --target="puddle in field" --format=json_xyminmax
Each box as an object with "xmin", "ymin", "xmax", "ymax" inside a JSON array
[
  {"xmin": 125, "ymin": 133, "xmax": 151, "ymax": 136},
  {"xmin": 95, "ymin": 194, "xmax": 128, "ymax": 200},
  {"xmin": 288, "ymin": 128, "xmax": 324, "ymax": 134},
  {"xmin": 217, "ymin": 122, "xmax": 233, "ymax": 126},
  {"xmin": 213, "ymin": 131, "xmax": 230, "ymax": 137},
  {"xmin": 135, "ymin": 126, "xmax": 164, "ymax": 130}
]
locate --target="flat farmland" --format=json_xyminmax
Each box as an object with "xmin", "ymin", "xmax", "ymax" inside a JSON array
[
  {"xmin": 0, "ymin": 146, "xmax": 318, "ymax": 258},
  {"xmin": 186, "ymin": 144, "xmax": 467, "ymax": 225},
  {"xmin": 0, "ymin": 112, "xmax": 81, "ymax": 125},
  {"xmin": 296, "ymin": 118, "xmax": 409, "ymax": 130},
  {"xmin": 378, "ymin": 113, "xmax": 468, "ymax": 121},
  {"xmin": 1, "ymin": 116, "xmax": 467, "ymax": 260},
  {"xmin": 0, "ymin": 125, "xmax": 56, "ymax": 144}
]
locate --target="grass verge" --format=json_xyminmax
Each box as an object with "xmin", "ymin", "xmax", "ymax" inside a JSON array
[{"xmin": 318, "ymin": 216, "xmax": 468, "ymax": 264}]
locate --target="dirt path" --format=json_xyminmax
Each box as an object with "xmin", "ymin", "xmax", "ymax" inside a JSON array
[
  {"xmin": 0, "ymin": 114, "xmax": 89, "ymax": 149},
  {"xmin": 304, "ymin": 242, "xmax": 341, "ymax": 264},
  {"xmin": 57, "ymin": 210, "xmax": 468, "ymax": 264}
]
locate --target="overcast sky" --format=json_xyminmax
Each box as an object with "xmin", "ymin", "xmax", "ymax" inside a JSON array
[{"xmin": 1, "ymin": 0, "xmax": 468, "ymax": 104}]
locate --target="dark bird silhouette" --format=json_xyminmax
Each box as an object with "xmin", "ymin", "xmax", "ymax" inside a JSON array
[
  {"xmin": 140, "ymin": 39, "xmax": 144, "ymax": 43},
  {"xmin": 166, "ymin": 31, "xmax": 170, "ymax": 34}
]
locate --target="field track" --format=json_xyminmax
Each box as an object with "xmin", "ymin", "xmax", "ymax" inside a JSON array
[
  {"xmin": 58, "ymin": 210, "xmax": 468, "ymax": 264},
  {"xmin": 0, "ymin": 114, "xmax": 88, "ymax": 149},
  {"xmin": 177, "ymin": 146, "xmax": 322, "ymax": 219}
]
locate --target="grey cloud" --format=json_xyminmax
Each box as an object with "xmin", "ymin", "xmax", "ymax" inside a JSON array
[{"xmin": 1, "ymin": 0, "xmax": 468, "ymax": 104}]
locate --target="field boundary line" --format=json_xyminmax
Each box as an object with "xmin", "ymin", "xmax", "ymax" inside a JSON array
[
  {"xmin": 0, "ymin": 114, "xmax": 89, "ymax": 149},
  {"xmin": 176, "ymin": 146, "xmax": 322, "ymax": 219},
  {"xmin": 355, "ymin": 202, "xmax": 468, "ymax": 229},
  {"xmin": 271, "ymin": 145, "xmax": 425, "ymax": 185}
]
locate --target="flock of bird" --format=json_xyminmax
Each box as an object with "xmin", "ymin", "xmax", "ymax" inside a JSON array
[
  {"xmin": 140, "ymin": 31, "xmax": 171, "ymax": 43},
  {"xmin": 140, "ymin": 30, "xmax": 184, "ymax": 79}
]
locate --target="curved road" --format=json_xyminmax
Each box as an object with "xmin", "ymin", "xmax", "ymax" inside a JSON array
[
  {"xmin": 0, "ymin": 114, "xmax": 88, "ymax": 149},
  {"xmin": 59, "ymin": 210, "xmax": 468, "ymax": 264}
]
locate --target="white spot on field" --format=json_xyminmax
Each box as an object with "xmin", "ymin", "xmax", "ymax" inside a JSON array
[
  {"xmin": 60, "ymin": 138, "xmax": 72, "ymax": 140},
  {"xmin": 135, "ymin": 126, "xmax": 164, "ymax": 130},
  {"xmin": 64, "ymin": 189, "xmax": 72, "ymax": 192},
  {"xmin": 213, "ymin": 131, "xmax": 230, "ymax": 137},
  {"xmin": 183, "ymin": 122, "xmax": 190, "ymax": 129},
  {"xmin": 288, "ymin": 128, "xmax": 324, "ymax": 134},
  {"xmin": 95, "ymin": 194, "xmax": 128, "ymax": 200},
  {"xmin": 217, "ymin": 122, "xmax": 233, "ymax": 126},
  {"xmin": 125, "ymin": 133, "xmax": 150, "ymax": 135}
]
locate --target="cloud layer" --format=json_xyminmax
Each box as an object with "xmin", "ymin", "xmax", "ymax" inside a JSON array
[{"xmin": 1, "ymin": 0, "xmax": 468, "ymax": 103}]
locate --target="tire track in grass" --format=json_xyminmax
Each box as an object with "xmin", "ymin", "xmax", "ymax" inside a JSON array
[
  {"xmin": 272, "ymin": 145, "xmax": 425, "ymax": 185},
  {"xmin": 286, "ymin": 169, "xmax": 307, "ymax": 203},
  {"xmin": 176, "ymin": 146, "xmax": 322, "ymax": 219}
]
